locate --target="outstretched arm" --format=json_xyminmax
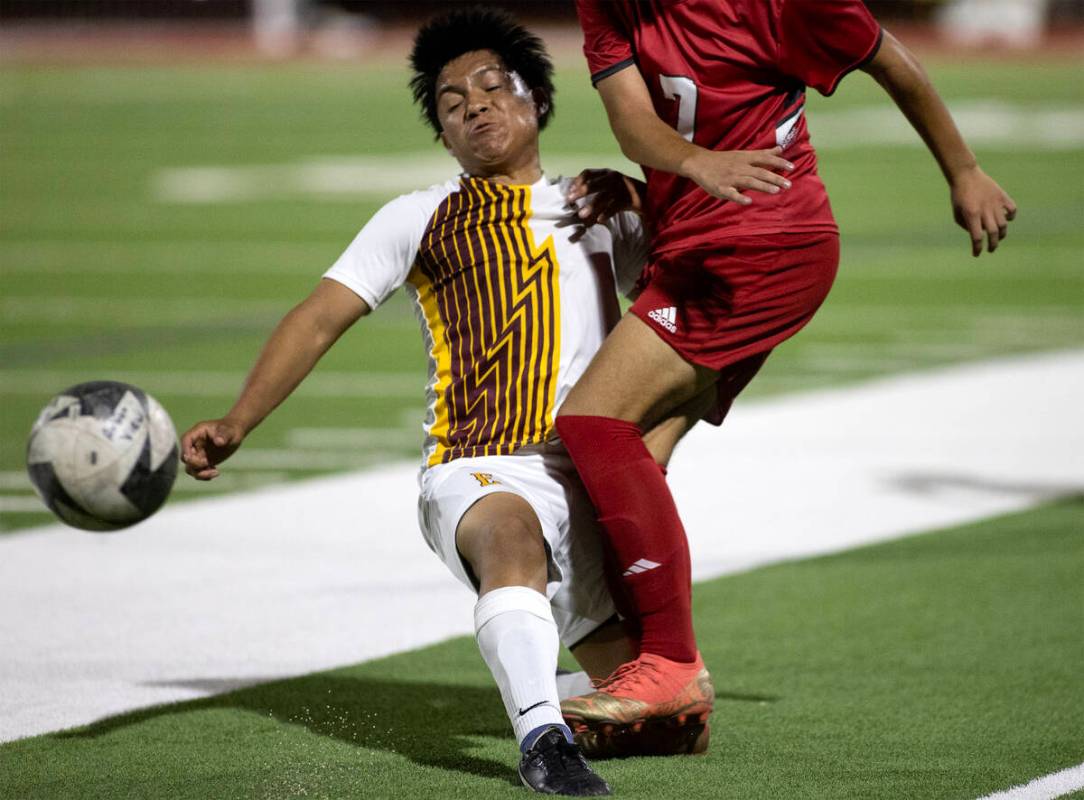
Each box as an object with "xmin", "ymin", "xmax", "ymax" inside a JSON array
[
  {"xmin": 181, "ymin": 278, "xmax": 370, "ymax": 480},
  {"xmin": 594, "ymin": 66, "xmax": 794, "ymax": 206},
  {"xmin": 861, "ymin": 30, "xmax": 1017, "ymax": 256}
]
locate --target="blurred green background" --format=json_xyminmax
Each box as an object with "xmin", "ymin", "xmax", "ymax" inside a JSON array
[{"xmin": 2, "ymin": 52, "xmax": 1083, "ymax": 531}]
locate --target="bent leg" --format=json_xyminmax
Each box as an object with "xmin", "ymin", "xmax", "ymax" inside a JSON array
[
  {"xmin": 456, "ymin": 493, "xmax": 569, "ymax": 751},
  {"xmin": 569, "ymin": 617, "xmax": 636, "ymax": 683},
  {"xmin": 456, "ymin": 491, "xmax": 549, "ymax": 595},
  {"xmin": 642, "ymin": 385, "xmax": 718, "ymax": 468}
]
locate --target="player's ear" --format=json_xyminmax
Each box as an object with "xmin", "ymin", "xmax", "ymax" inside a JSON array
[{"xmin": 531, "ymin": 88, "xmax": 550, "ymax": 120}]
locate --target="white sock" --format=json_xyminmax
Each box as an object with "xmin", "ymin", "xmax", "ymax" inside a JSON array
[
  {"xmin": 474, "ymin": 586, "xmax": 569, "ymax": 750},
  {"xmin": 556, "ymin": 670, "xmax": 594, "ymax": 700}
]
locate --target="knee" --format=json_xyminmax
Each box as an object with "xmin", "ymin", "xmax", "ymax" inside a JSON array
[{"xmin": 459, "ymin": 515, "xmax": 548, "ymax": 591}]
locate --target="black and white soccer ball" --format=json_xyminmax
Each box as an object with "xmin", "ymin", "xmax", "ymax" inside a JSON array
[{"xmin": 26, "ymin": 381, "xmax": 179, "ymax": 531}]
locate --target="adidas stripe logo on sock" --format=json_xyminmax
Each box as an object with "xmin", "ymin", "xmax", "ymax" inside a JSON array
[{"xmin": 623, "ymin": 558, "xmax": 662, "ymax": 577}]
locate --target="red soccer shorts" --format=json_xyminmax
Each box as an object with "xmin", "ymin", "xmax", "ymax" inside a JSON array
[{"xmin": 630, "ymin": 232, "xmax": 840, "ymax": 424}]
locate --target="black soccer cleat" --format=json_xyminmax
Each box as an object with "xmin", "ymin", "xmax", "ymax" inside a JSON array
[{"xmin": 518, "ymin": 727, "xmax": 612, "ymax": 796}]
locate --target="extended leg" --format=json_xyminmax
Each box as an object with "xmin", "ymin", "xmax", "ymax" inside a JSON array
[
  {"xmin": 557, "ymin": 314, "xmax": 717, "ymax": 664},
  {"xmin": 456, "ymin": 493, "xmax": 610, "ymax": 795},
  {"xmin": 555, "ymin": 314, "xmax": 718, "ymax": 735}
]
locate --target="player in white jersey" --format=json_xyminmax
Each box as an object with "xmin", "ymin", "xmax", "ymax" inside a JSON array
[{"xmin": 180, "ymin": 7, "xmax": 706, "ymax": 796}]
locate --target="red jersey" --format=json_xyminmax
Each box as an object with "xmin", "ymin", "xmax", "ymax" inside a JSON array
[{"xmin": 576, "ymin": 0, "xmax": 882, "ymax": 255}]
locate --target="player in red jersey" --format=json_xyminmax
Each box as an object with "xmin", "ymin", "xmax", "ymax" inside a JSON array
[{"xmin": 557, "ymin": 0, "xmax": 1017, "ymax": 738}]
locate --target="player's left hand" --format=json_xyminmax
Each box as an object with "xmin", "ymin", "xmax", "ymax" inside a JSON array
[
  {"xmin": 565, "ymin": 169, "xmax": 646, "ymax": 227},
  {"xmin": 950, "ymin": 166, "xmax": 1017, "ymax": 257}
]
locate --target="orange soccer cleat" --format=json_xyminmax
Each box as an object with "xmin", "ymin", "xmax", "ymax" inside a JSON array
[{"xmin": 561, "ymin": 653, "xmax": 714, "ymax": 758}]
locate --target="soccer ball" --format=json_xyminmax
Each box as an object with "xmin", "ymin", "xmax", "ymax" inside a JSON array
[{"xmin": 26, "ymin": 381, "xmax": 179, "ymax": 531}]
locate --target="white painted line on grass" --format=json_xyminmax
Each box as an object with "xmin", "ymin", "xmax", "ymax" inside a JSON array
[
  {"xmin": 0, "ymin": 296, "xmax": 288, "ymax": 324},
  {"xmin": 226, "ymin": 448, "xmax": 402, "ymax": 471},
  {"xmin": 151, "ymin": 103, "xmax": 1084, "ymax": 204},
  {"xmin": 810, "ymin": 101, "xmax": 1084, "ymax": 151},
  {"xmin": 0, "ymin": 350, "xmax": 1081, "ymax": 743},
  {"xmin": 0, "ymin": 370, "xmax": 424, "ymax": 398},
  {"xmin": 976, "ymin": 761, "xmax": 1084, "ymax": 800},
  {"xmin": 285, "ymin": 427, "xmax": 422, "ymax": 448},
  {"xmin": 0, "ymin": 472, "xmax": 32, "ymax": 490},
  {"xmin": 168, "ymin": 472, "xmax": 292, "ymax": 492},
  {"xmin": 0, "ymin": 497, "xmax": 48, "ymax": 513}
]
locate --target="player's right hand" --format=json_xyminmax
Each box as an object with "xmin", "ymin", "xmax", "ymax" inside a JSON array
[
  {"xmin": 683, "ymin": 146, "xmax": 794, "ymax": 206},
  {"xmin": 181, "ymin": 418, "xmax": 246, "ymax": 480},
  {"xmin": 949, "ymin": 165, "xmax": 1018, "ymax": 257}
]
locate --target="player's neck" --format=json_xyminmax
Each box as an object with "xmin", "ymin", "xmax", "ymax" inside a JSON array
[{"xmin": 468, "ymin": 156, "xmax": 543, "ymax": 187}]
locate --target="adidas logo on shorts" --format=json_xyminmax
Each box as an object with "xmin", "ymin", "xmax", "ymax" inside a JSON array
[{"xmin": 648, "ymin": 306, "xmax": 678, "ymax": 333}]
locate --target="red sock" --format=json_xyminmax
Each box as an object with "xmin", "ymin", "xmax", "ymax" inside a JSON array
[{"xmin": 556, "ymin": 414, "xmax": 696, "ymax": 663}]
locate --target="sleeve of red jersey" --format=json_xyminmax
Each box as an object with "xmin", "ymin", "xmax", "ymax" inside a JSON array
[
  {"xmin": 576, "ymin": 0, "xmax": 636, "ymax": 86},
  {"xmin": 777, "ymin": 0, "xmax": 884, "ymax": 96}
]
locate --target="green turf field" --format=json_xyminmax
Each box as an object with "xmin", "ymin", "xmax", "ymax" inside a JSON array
[
  {"xmin": 2, "ymin": 56, "xmax": 1083, "ymax": 531},
  {"xmin": 2, "ymin": 500, "xmax": 1081, "ymax": 799},
  {"xmin": 1, "ymin": 42, "xmax": 1083, "ymax": 800}
]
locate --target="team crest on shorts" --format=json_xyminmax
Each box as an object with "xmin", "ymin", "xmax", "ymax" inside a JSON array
[{"xmin": 471, "ymin": 472, "xmax": 501, "ymax": 487}]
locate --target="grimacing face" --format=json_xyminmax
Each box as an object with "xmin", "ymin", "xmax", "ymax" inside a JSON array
[{"xmin": 435, "ymin": 49, "xmax": 543, "ymax": 178}]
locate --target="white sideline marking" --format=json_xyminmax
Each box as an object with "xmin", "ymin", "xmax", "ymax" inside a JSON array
[
  {"xmin": 809, "ymin": 101, "xmax": 1084, "ymax": 151},
  {"xmin": 226, "ymin": 448, "xmax": 400, "ymax": 471},
  {"xmin": 152, "ymin": 103, "xmax": 1084, "ymax": 204},
  {"xmin": 0, "ymin": 370, "xmax": 424, "ymax": 398},
  {"xmin": 285, "ymin": 427, "xmax": 421, "ymax": 448},
  {"xmin": 0, "ymin": 474, "xmax": 293, "ymax": 513},
  {"xmin": 976, "ymin": 762, "xmax": 1084, "ymax": 800},
  {"xmin": 0, "ymin": 472, "xmax": 33, "ymax": 490},
  {"xmin": 0, "ymin": 350, "xmax": 1081, "ymax": 745},
  {"xmin": 0, "ymin": 497, "xmax": 49, "ymax": 513},
  {"xmin": 0, "ymin": 296, "xmax": 289, "ymax": 324}
]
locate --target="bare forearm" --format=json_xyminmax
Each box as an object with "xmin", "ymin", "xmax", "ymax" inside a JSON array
[
  {"xmin": 224, "ymin": 304, "xmax": 340, "ymax": 434},
  {"xmin": 865, "ymin": 31, "xmax": 977, "ymax": 185},
  {"xmin": 606, "ymin": 100, "xmax": 759, "ymax": 189},
  {"xmin": 605, "ymin": 103, "xmax": 702, "ymax": 177},
  {"xmin": 181, "ymin": 280, "xmax": 366, "ymax": 480},
  {"xmin": 595, "ymin": 68, "xmax": 793, "ymax": 205},
  {"xmin": 863, "ymin": 30, "xmax": 1017, "ymax": 256}
]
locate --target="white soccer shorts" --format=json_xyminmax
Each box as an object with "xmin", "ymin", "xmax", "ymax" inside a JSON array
[{"xmin": 417, "ymin": 443, "xmax": 615, "ymax": 648}]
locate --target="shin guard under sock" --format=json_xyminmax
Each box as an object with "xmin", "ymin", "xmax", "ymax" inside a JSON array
[
  {"xmin": 474, "ymin": 586, "xmax": 569, "ymax": 748},
  {"xmin": 556, "ymin": 414, "xmax": 696, "ymax": 663}
]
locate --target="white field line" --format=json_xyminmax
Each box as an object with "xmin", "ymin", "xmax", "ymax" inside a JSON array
[
  {"xmin": 225, "ymin": 448, "xmax": 403, "ymax": 471},
  {"xmin": 0, "ymin": 350, "xmax": 1081, "ymax": 746},
  {"xmin": 0, "ymin": 370, "xmax": 425, "ymax": 398},
  {"xmin": 0, "ymin": 245, "xmax": 331, "ymax": 275},
  {"xmin": 0, "ymin": 497, "xmax": 49, "ymax": 512},
  {"xmin": 0, "ymin": 298, "xmax": 414, "ymax": 332},
  {"xmin": 0, "ymin": 296, "xmax": 288, "ymax": 324},
  {"xmin": 0, "ymin": 471, "xmax": 293, "ymax": 499},
  {"xmin": 0, "ymin": 472, "xmax": 32, "ymax": 490},
  {"xmin": 809, "ymin": 101, "xmax": 1084, "ymax": 151},
  {"xmin": 152, "ymin": 103, "xmax": 1084, "ymax": 204},
  {"xmin": 285, "ymin": 427, "xmax": 421, "ymax": 448},
  {"xmin": 5, "ymin": 243, "xmax": 1083, "ymax": 278},
  {"xmin": 165, "ymin": 472, "xmax": 293, "ymax": 491},
  {"xmin": 976, "ymin": 762, "xmax": 1084, "ymax": 800}
]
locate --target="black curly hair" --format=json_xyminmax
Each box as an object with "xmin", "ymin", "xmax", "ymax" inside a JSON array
[{"xmin": 409, "ymin": 5, "xmax": 555, "ymax": 137}]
